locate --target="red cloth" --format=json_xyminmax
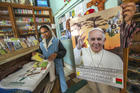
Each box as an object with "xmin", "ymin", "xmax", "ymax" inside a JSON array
[{"xmin": 84, "ymin": 9, "xmax": 95, "ymax": 15}]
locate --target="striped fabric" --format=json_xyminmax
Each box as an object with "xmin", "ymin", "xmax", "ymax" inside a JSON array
[{"xmin": 120, "ymin": 22, "xmax": 140, "ymax": 48}]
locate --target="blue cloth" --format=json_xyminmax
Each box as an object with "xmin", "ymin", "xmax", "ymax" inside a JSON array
[
  {"xmin": 65, "ymin": 30, "xmax": 71, "ymax": 39},
  {"xmin": 40, "ymin": 37, "xmax": 68, "ymax": 92},
  {"xmin": 0, "ymin": 88, "xmax": 31, "ymax": 93}
]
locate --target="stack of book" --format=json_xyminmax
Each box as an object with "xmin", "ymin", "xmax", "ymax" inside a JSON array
[
  {"xmin": 36, "ymin": 18, "xmax": 51, "ymax": 23},
  {"xmin": 34, "ymin": 10, "xmax": 49, "ymax": 15},
  {"xmin": 15, "ymin": 9, "xmax": 33, "ymax": 14},
  {"xmin": 0, "ymin": 36, "xmax": 39, "ymax": 56},
  {"xmin": 31, "ymin": 52, "xmax": 48, "ymax": 69}
]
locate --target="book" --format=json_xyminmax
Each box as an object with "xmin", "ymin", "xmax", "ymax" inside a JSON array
[
  {"xmin": 33, "ymin": 60, "xmax": 48, "ymax": 68},
  {"xmin": 0, "ymin": 40, "xmax": 9, "ymax": 53},
  {"xmin": 0, "ymin": 45, "xmax": 7, "ymax": 55},
  {"xmin": 20, "ymin": 41, "xmax": 28, "ymax": 48},
  {"xmin": 13, "ymin": 41, "xmax": 22, "ymax": 50},
  {"xmin": 6, "ymin": 42, "xmax": 15, "ymax": 52},
  {"xmin": 31, "ymin": 52, "xmax": 44, "ymax": 62},
  {"xmin": 33, "ymin": 40, "xmax": 39, "ymax": 46},
  {"xmin": 10, "ymin": 38, "xmax": 22, "ymax": 50},
  {"xmin": 25, "ymin": 38, "xmax": 31, "ymax": 47}
]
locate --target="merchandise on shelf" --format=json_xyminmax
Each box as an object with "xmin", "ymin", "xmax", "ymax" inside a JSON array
[
  {"xmin": 15, "ymin": 9, "xmax": 33, "ymax": 14},
  {"xmin": 0, "ymin": 20, "xmax": 11, "ymax": 26},
  {"xmin": 0, "ymin": 10, "xmax": 8, "ymax": 14},
  {"xmin": 16, "ymin": 17, "xmax": 34, "ymax": 23},
  {"xmin": 0, "ymin": 41, "xmax": 7, "ymax": 55},
  {"xmin": 34, "ymin": 10, "xmax": 49, "ymax": 15},
  {"xmin": 0, "ymin": 28, "xmax": 12, "ymax": 32},
  {"xmin": 136, "ymin": 3, "xmax": 140, "ymax": 13},
  {"xmin": 16, "ymin": 17, "xmax": 35, "ymax": 32},
  {"xmin": 18, "ymin": 25, "xmax": 35, "ymax": 30},
  {"xmin": 36, "ymin": 18, "xmax": 50, "ymax": 23},
  {"xmin": 0, "ymin": 36, "xmax": 39, "ymax": 56}
]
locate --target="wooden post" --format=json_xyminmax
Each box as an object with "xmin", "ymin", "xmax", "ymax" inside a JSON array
[
  {"xmin": 121, "ymin": 48, "xmax": 129, "ymax": 93},
  {"xmin": 32, "ymin": 8, "xmax": 39, "ymax": 39},
  {"xmin": 8, "ymin": 5, "xmax": 19, "ymax": 38}
]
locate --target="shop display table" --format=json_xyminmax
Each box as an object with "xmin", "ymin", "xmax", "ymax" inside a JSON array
[{"xmin": 0, "ymin": 61, "xmax": 55, "ymax": 93}]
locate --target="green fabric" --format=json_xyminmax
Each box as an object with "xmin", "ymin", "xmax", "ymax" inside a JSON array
[
  {"xmin": 66, "ymin": 80, "xmax": 87, "ymax": 93},
  {"xmin": 116, "ymin": 81, "xmax": 122, "ymax": 84}
]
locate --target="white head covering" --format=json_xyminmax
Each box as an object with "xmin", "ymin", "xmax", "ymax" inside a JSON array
[
  {"xmin": 46, "ymin": 25, "xmax": 56, "ymax": 37},
  {"xmin": 91, "ymin": 27, "xmax": 104, "ymax": 33},
  {"xmin": 88, "ymin": 27, "xmax": 105, "ymax": 40},
  {"xmin": 41, "ymin": 25, "xmax": 56, "ymax": 51}
]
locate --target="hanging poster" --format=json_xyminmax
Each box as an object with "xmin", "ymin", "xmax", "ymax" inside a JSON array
[
  {"xmin": 70, "ymin": 6, "xmax": 123, "ymax": 88},
  {"xmin": 65, "ymin": 13, "xmax": 69, "ymax": 20},
  {"xmin": 74, "ymin": 2, "xmax": 84, "ymax": 17}
]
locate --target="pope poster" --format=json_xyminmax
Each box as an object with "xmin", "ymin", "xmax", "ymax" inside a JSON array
[{"xmin": 70, "ymin": 6, "xmax": 124, "ymax": 89}]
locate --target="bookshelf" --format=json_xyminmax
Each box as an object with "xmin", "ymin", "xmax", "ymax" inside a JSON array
[
  {"xmin": 33, "ymin": 6, "xmax": 52, "ymax": 38},
  {"xmin": 0, "ymin": 4, "xmax": 14, "ymax": 38},
  {"xmin": 127, "ymin": 30, "xmax": 140, "ymax": 92},
  {"xmin": 121, "ymin": 2, "xmax": 140, "ymax": 92},
  {"xmin": 0, "ymin": 2, "xmax": 53, "ymax": 56},
  {"xmin": 0, "ymin": 3, "xmax": 54, "ymax": 93},
  {"xmin": 133, "ymin": 13, "xmax": 140, "ymax": 23},
  {"xmin": 0, "ymin": 2, "xmax": 53, "ymax": 39},
  {"xmin": 0, "ymin": 2, "xmax": 53, "ymax": 80}
]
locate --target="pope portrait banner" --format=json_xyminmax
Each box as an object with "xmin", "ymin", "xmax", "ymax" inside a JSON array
[{"xmin": 70, "ymin": 6, "xmax": 124, "ymax": 88}]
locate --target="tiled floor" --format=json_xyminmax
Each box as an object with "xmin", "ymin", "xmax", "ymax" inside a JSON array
[
  {"xmin": 64, "ymin": 67, "xmax": 74, "ymax": 77},
  {"xmin": 51, "ymin": 66, "xmax": 87, "ymax": 93}
]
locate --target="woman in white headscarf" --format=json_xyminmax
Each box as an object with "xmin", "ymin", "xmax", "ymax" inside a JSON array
[{"xmin": 39, "ymin": 25, "xmax": 68, "ymax": 93}]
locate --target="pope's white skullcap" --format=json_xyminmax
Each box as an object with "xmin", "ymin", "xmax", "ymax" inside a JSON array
[{"xmin": 91, "ymin": 27, "xmax": 104, "ymax": 33}]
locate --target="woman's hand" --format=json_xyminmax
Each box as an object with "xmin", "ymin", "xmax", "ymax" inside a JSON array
[
  {"xmin": 32, "ymin": 52, "xmax": 37, "ymax": 56},
  {"xmin": 48, "ymin": 53, "xmax": 57, "ymax": 61}
]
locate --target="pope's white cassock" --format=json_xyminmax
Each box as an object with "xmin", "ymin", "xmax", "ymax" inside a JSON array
[
  {"xmin": 74, "ymin": 47, "xmax": 123, "ymax": 69},
  {"xmin": 74, "ymin": 47, "xmax": 123, "ymax": 93}
]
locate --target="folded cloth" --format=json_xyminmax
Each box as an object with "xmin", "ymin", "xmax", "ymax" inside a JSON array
[
  {"xmin": 49, "ymin": 61, "xmax": 56, "ymax": 82},
  {"xmin": 0, "ymin": 62, "xmax": 54, "ymax": 92}
]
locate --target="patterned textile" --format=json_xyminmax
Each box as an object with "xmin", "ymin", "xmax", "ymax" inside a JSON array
[{"xmin": 120, "ymin": 22, "xmax": 140, "ymax": 48}]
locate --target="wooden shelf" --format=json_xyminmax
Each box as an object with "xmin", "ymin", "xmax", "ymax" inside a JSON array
[
  {"xmin": 134, "ymin": 18, "xmax": 140, "ymax": 23},
  {"xmin": 16, "ymin": 22, "xmax": 34, "ymax": 25},
  {"xmin": 0, "ymin": 25, "xmax": 12, "ymax": 28},
  {"xmin": 127, "ymin": 79, "xmax": 140, "ymax": 93},
  {"xmin": 133, "ymin": 13, "xmax": 140, "ymax": 23},
  {"xmin": 36, "ymin": 22, "xmax": 50, "ymax": 25},
  {"xmin": 129, "ymin": 56, "xmax": 140, "ymax": 62},
  {"xmin": 128, "ymin": 69, "xmax": 140, "ymax": 74},
  {"xmin": 33, "ymin": 6, "xmax": 50, "ymax": 10},
  {"xmin": 15, "ymin": 13, "xmax": 33, "ymax": 17},
  {"xmin": 20, "ymin": 33, "xmax": 35, "ymax": 35},
  {"xmin": 0, "ymin": 31, "xmax": 12, "ymax": 33},
  {"xmin": 0, "ymin": 2, "xmax": 53, "ymax": 39},
  {"xmin": 1, "ymin": 14, "xmax": 9, "ymax": 16},
  {"xmin": 134, "ymin": 13, "xmax": 140, "ymax": 18},
  {"xmin": 35, "ymin": 14, "xmax": 50, "ymax": 18},
  {"xmin": 127, "ymin": 79, "xmax": 140, "ymax": 85},
  {"xmin": 19, "ymin": 30, "xmax": 35, "ymax": 35},
  {"xmin": 0, "ymin": 17, "xmax": 10, "ymax": 20},
  {"xmin": 0, "ymin": 3, "xmax": 54, "ymax": 92},
  {"xmin": 0, "ymin": 46, "xmax": 39, "ymax": 65},
  {"xmin": 0, "ymin": 32, "xmax": 13, "ymax": 36},
  {"xmin": 0, "ymin": 34, "xmax": 13, "ymax": 36},
  {"xmin": 19, "ymin": 29, "xmax": 35, "ymax": 32},
  {"xmin": 0, "ymin": 7, "xmax": 8, "ymax": 10}
]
